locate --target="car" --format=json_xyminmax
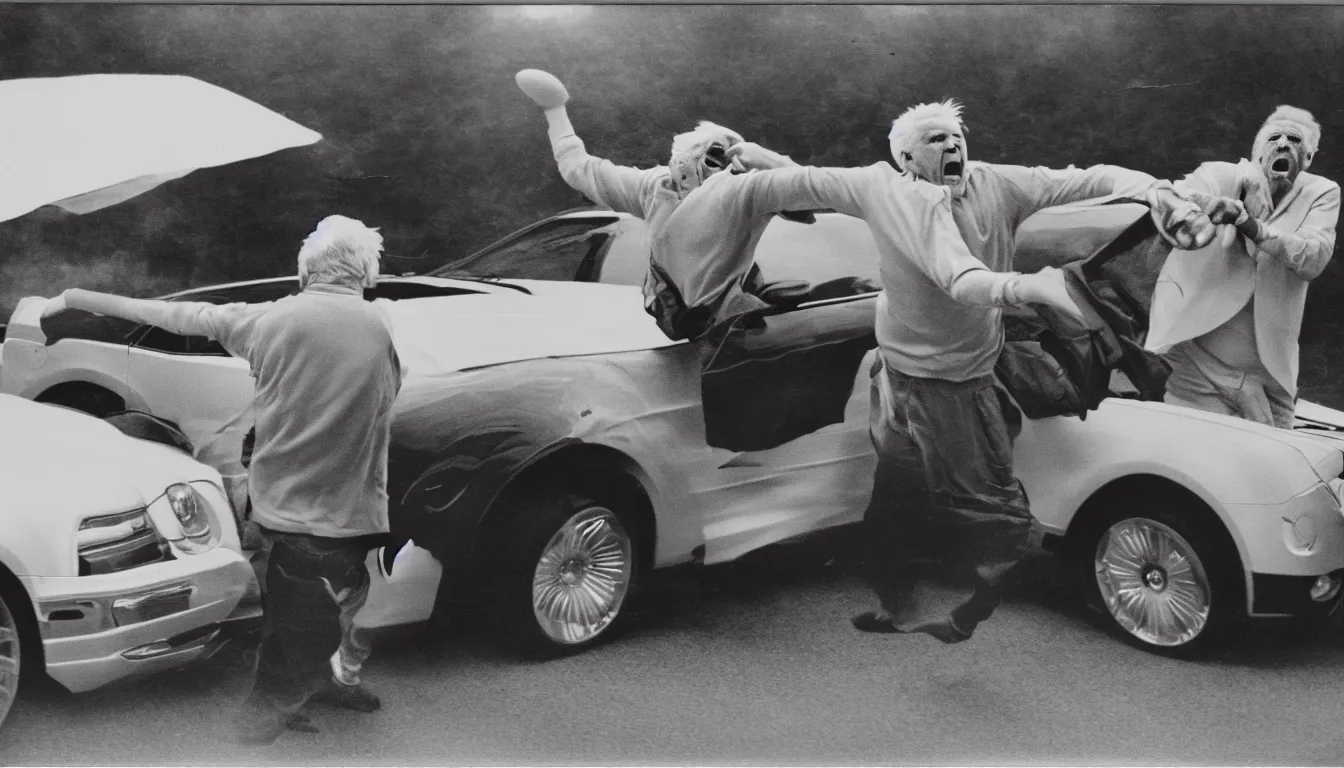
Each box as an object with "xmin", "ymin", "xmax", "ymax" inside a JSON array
[
  {"xmin": 0, "ymin": 389, "xmax": 253, "ymax": 730},
  {"xmin": 4, "ymin": 201, "xmax": 1344, "ymax": 660}
]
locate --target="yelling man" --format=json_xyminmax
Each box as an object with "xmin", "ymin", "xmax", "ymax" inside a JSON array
[
  {"xmin": 1147, "ymin": 105, "xmax": 1340, "ymax": 428},
  {"xmin": 40, "ymin": 215, "xmax": 402, "ymax": 743},
  {"xmin": 689, "ymin": 99, "xmax": 1217, "ymax": 642},
  {"xmin": 516, "ymin": 68, "xmax": 799, "ymax": 343}
]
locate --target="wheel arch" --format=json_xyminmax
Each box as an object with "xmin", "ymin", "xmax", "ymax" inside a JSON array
[
  {"xmin": 33, "ymin": 378, "xmax": 127, "ymax": 415},
  {"xmin": 1061, "ymin": 473, "xmax": 1251, "ymax": 612},
  {"xmin": 0, "ymin": 557, "xmax": 44, "ymax": 676},
  {"xmin": 485, "ymin": 442, "xmax": 659, "ymax": 574}
]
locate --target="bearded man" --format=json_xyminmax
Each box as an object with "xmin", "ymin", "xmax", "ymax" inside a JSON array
[
  {"xmin": 1146, "ymin": 105, "xmax": 1340, "ymax": 428},
  {"xmin": 515, "ymin": 69, "xmax": 799, "ymax": 343},
  {"xmin": 711, "ymin": 99, "xmax": 1216, "ymax": 642}
]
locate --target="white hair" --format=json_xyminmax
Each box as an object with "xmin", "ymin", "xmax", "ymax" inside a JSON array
[
  {"xmin": 1253, "ymin": 105, "xmax": 1321, "ymax": 162},
  {"xmin": 666, "ymin": 120, "xmax": 745, "ymax": 196},
  {"xmin": 296, "ymin": 214, "xmax": 384, "ymax": 289},
  {"xmin": 670, "ymin": 120, "xmax": 744, "ymax": 161},
  {"xmin": 888, "ymin": 99, "xmax": 965, "ymax": 170}
]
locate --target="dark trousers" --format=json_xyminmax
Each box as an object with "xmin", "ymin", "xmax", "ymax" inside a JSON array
[
  {"xmin": 240, "ymin": 528, "xmax": 374, "ymax": 718},
  {"xmin": 862, "ymin": 359, "xmax": 1036, "ymax": 634}
]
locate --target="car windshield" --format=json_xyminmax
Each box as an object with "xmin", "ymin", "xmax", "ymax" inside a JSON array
[{"xmin": 428, "ymin": 216, "xmax": 622, "ymax": 282}]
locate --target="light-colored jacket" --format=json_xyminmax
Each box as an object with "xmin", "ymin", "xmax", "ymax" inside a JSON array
[{"xmin": 1147, "ymin": 159, "xmax": 1340, "ymax": 396}]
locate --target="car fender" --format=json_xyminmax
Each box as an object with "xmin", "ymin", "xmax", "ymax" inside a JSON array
[
  {"xmin": 2, "ymin": 337, "xmax": 130, "ymax": 405},
  {"xmin": 1020, "ymin": 399, "xmax": 1343, "ymax": 581},
  {"xmin": 388, "ymin": 350, "xmax": 705, "ymax": 570},
  {"xmin": 0, "ymin": 521, "xmax": 62, "ymax": 579}
]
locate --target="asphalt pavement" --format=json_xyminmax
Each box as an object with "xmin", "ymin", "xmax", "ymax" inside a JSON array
[{"xmin": 2, "ymin": 535, "xmax": 1342, "ymax": 766}]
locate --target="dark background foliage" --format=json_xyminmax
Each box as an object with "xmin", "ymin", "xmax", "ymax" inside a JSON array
[{"xmin": 3, "ymin": 4, "xmax": 1343, "ymax": 405}]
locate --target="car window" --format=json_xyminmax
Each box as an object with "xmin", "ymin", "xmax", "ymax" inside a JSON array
[
  {"xmin": 429, "ymin": 217, "xmax": 621, "ymax": 282},
  {"xmin": 752, "ymin": 214, "xmax": 881, "ymax": 285},
  {"xmin": 594, "ymin": 218, "xmax": 651, "ymax": 287}
]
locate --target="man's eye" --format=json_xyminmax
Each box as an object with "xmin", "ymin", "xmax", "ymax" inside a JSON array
[{"xmin": 1288, "ymin": 136, "xmax": 1302, "ymax": 144}]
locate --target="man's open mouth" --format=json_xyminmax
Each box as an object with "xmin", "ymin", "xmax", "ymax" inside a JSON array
[
  {"xmin": 1272, "ymin": 158, "xmax": 1291, "ymax": 173},
  {"xmin": 943, "ymin": 160, "xmax": 963, "ymax": 178}
]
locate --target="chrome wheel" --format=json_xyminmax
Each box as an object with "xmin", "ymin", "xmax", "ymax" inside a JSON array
[
  {"xmin": 0, "ymin": 595, "xmax": 20, "ymax": 728},
  {"xmin": 532, "ymin": 506, "xmax": 633, "ymax": 645},
  {"xmin": 1095, "ymin": 517, "xmax": 1212, "ymax": 647}
]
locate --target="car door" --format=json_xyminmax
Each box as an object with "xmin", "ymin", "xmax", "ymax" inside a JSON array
[
  {"xmin": 124, "ymin": 280, "xmax": 298, "ymax": 454},
  {"xmin": 692, "ymin": 213, "xmax": 884, "ymax": 563}
]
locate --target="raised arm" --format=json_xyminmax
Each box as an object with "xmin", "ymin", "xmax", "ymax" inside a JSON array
[
  {"xmin": 517, "ymin": 69, "xmax": 661, "ymax": 218},
  {"xmin": 722, "ymin": 163, "xmax": 1085, "ymax": 321},
  {"xmin": 722, "ymin": 163, "xmax": 874, "ymax": 221},
  {"xmin": 997, "ymin": 163, "xmax": 1216, "ymax": 250},
  {"xmin": 45, "ymin": 288, "xmax": 264, "ymax": 359},
  {"xmin": 996, "ymin": 163, "xmax": 1156, "ymax": 217}
]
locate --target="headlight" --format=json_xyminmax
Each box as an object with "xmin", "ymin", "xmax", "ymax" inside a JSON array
[{"xmin": 165, "ymin": 483, "xmax": 215, "ymax": 553}]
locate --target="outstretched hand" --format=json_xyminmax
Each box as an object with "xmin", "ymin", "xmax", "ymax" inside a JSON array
[
  {"xmin": 1148, "ymin": 187, "xmax": 1217, "ymax": 250},
  {"xmin": 724, "ymin": 142, "xmax": 796, "ymax": 172},
  {"xmin": 1017, "ymin": 267, "xmax": 1085, "ymax": 324},
  {"xmin": 515, "ymin": 69, "xmax": 570, "ymax": 110}
]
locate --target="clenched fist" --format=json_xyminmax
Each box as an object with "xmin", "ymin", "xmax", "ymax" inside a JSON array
[{"xmin": 515, "ymin": 69, "xmax": 570, "ymax": 110}]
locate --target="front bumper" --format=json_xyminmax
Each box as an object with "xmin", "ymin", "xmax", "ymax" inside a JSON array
[
  {"xmin": 1225, "ymin": 482, "xmax": 1344, "ymax": 617},
  {"xmin": 1252, "ymin": 570, "xmax": 1344, "ymax": 616},
  {"xmin": 20, "ymin": 546, "xmax": 251, "ymax": 692}
]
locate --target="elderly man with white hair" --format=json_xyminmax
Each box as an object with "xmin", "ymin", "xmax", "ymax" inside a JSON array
[
  {"xmin": 41, "ymin": 215, "xmax": 404, "ymax": 743},
  {"xmin": 1147, "ymin": 105, "xmax": 1340, "ymax": 428},
  {"xmin": 709, "ymin": 98, "xmax": 1217, "ymax": 642},
  {"xmin": 516, "ymin": 69, "xmax": 803, "ymax": 342}
]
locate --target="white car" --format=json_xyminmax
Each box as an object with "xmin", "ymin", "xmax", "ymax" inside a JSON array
[
  {"xmin": 0, "ymin": 391, "xmax": 252, "ymax": 730},
  {"xmin": 4, "ymin": 203, "xmax": 1343, "ymax": 660}
]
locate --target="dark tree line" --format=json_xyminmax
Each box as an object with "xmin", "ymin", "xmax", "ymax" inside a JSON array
[{"xmin": 3, "ymin": 5, "xmax": 1342, "ymax": 404}]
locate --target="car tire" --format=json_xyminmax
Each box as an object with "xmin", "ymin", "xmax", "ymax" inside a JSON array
[
  {"xmin": 0, "ymin": 585, "xmax": 28, "ymax": 730},
  {"xmin": 487, "ymin": 489, "xmax": 640, "ymax": 659},
  {"xmin": 1076, "ymin": 496, "xmax": 1241, "ymax": 659}
]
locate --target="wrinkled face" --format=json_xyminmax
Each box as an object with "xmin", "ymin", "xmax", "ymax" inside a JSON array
[
  {"xmin": 1256, "ymin": 122, "xmax": 1311, "ymax": 194},
  {"xmin": 902, "ymin": 114, "xmax": 969, "ymax": 197},
  {"xmin": 669, "ymin": 142, "xmax": 733, "ymax": 196}
]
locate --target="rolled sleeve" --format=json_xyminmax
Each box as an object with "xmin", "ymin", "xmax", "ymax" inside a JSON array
[{"xmin": 550, "ymin": 130, "xmax": 663, "ymax": 217}]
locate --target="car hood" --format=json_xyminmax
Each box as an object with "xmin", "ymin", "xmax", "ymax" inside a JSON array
[
  {"xmin": 388, "ymin": 280, "xmax": 680, "ymax": 379},
  {"xmin": 0, "ymin": 394, "xmax": 218, "ymax": 528},
  {"xmin": 1125, "ymin": 398, "xmax": 1344, "ymax": 483},
  {"xmin": 1291, "ymin": 400, "xmax": 1344, "ymax": 465}
]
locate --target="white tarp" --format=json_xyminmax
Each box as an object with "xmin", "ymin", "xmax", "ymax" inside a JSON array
[{"xmin": 0, "ymin": 73, "xmax": 321, "ymax": 223}]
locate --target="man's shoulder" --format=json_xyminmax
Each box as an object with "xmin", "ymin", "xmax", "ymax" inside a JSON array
[{"xmin": 1299, "ymin": 170, "xmax": 1341, "ymax": 197}]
